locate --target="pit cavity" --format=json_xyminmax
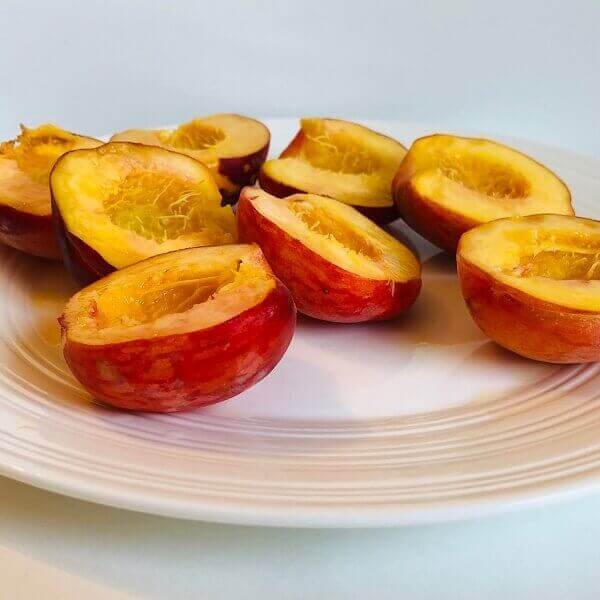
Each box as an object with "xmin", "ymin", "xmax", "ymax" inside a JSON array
[
  {"xmin": 161, "ymin": 122, "xmax": 226, "ymax": 150},
  {"xmin": 289, "ymin": 199, "xmax": 381, "ymax": 260},
  {"xmin": 438, "ymin": 153, "xmax": 530, "ymax": 199},
  {"xmin": 510, "ymin": 250, "xmax": 600, "ymax": 281},
  {"xmin": 94, "ymin": 265, "xmax": 242, "ymax": 328},
  {"xmin": 301, "ymin": 132, "xmax": 381, "ymax": 175},
  {"xmin": 103, "ymin": 171, "xmax": 216, "ymax": 243}
]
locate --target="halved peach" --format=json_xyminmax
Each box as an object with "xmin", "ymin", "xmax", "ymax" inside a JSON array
[
  {"xmin": 458, "ymin": 214, "xmax": 600, "ymax": 363},
  {"xmin": 259, "ymin": 118, "xmax": 406, "ymax": 223},
  {"xmin": 393, "ymin": 135, "xmax": 573, "ymax": 252},
  {"xmin": 51, "ymin": 142, "xmax": 237, "ymax": 285},
  {"xmin": 237, "ymin": 187, "xmax": 421, "ymax": 322},
  {"xmin": 111, "ymin": 114, "xmax": 270, "ymax": 201},
  {"xmin": 59, "ymin": 244, "xmax": 296, "ymax": 412},
  {"xmin": 0, "ymin": 124, "xmax": 100, "ymax": 259}
]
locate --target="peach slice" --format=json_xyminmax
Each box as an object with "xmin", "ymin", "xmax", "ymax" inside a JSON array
[
  {"xmin": 59, "ymin": 244, "xmax": 296, "ymax": 412},
  {"xmin": 259, "ymin": 118, "xmax": 406, "ymax": 223},
  {"xmin": 237, "ymin": 187, "xmax": 421, "ymax": 322},
  {"xmin": 111, "ymin": 114, "xmax": 270, "ymax": 201},
  {"xmin": 458, "ymin": 214, "xmax": 600, "ymax": 363},
  {"xmin": 0, "ymin": 124, "xmax": 100, "ymax": 259},
  {"xmin": 51, "ymin": 142, "xmax": 237, "ymax": 285},
  {"xmin": 393, "ymin": 135, "xmax": 574, "ymax": 252}
]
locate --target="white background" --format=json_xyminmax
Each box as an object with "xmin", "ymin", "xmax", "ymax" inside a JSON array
[
  {"xmin": 1, "ymin": 0, "xmax": 599, "ymax": 157},
  {"xmin": 1, "ymin": 1, "xmax": 600, "ymax": 598}
]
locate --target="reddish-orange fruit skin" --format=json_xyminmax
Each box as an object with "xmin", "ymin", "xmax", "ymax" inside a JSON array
[
  {"xmin": 280, "ymin": 129, "xmax": 306, "ymax": 157},
  {"xmin": 457, "ymin": 255, "xmax": 600, "ymax": 364},
  {"xmin": 257, "ymin": 171, "xmax": 301, "ymax": 199},
  {"xmin": 61, "ymin": 281, "xmax": 296, "ymax": 412},
  {"xmin": 0, "ymin": 204, "xmax": 59, "ymax": 259},
  {"xmin": 237, "ymin": 194, "xmax": 420, "ymax": 323},
  {"xmin": 392, "ymin": 180, "xmax": 477, "ymax": 252},
  {"xmin": 51, "ymin": 198, "xmax": 114, "ymax": 285},
  {"xmin": 219, "ymin": 143, "xmax": 270, "ymax": 189}
]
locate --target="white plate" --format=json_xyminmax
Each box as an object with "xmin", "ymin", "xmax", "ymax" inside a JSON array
[{"xmin": 1, "ymin": 119, "xmax": 600, "ymax": 528}]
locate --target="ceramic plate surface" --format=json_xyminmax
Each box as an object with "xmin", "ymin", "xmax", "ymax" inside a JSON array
[{"xmin": 1, "ymin": 119, "xmax": 600, "ymax": 527}]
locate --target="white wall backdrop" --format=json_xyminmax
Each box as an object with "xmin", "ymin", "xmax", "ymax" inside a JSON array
[{"xmin": 1, "ymin": 0, "xmax": 599, "ymax": 155}]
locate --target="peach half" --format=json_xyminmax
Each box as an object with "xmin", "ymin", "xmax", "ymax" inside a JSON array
[
  {"xmin": 0, "ymin": 124, "xmax": 100, "ymax": 258},
  {"xmin": 51, "ymin": 142, "xmax": 237, "ymax": 285},
  {"xmin": 393, "ymin": 135, "xmax": 573, "ymax": 252},
  {"xmin": 237, "ymin": 187, "xmax": 421, "ymax": 322},
  {"xmin": 259, "ymin": 118, "xmax": 406, "ymax": 223},
  {"xmin": 458, "ymin": 214, "xmax": 600, "ymax": 363},
  {"xmin": 59, "ymin": 244, "xmax": 296, "ymax": 412},
  {"xmin": 111, "ymin": 114, "xmax": 270, "ymax": 201}
]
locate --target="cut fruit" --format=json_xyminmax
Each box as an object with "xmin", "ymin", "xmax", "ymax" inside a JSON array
[
  {"xmin": 259, "ymin": 118, "xmax": 406, "ymax": 223},
  {"xmin": 60, "ymin": 244, "xmax": 296, "ymax": 412},
  {"xmin": 393, "ymin": 134, "xmax": 574, "ymax": 252},
  {"xmin": 111, "ymin": 114, "xmax": 270, "ymax": 201},
  {"xmin": 237, "ymin": 187, "xmax": 421, "ymax": 322},
  {"xmin": 0, "ymin": 124, "xmax": 100, "ymax": 258},
  {"xmin": 51, "ymin": 142, "xmax": 237, "ymax": 285},
  {"xmin": 457, "ymin": 214, "xmax": 600, "ymax": 363}
]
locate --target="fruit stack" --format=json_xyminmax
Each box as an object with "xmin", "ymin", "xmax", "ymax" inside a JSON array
[{"xmin": 0, "ymin": 115, "xmax": 595, "ymax": 413}]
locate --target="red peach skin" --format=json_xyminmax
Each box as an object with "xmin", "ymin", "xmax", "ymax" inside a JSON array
[
  {"xmin": 219, "ymin": 144, "xmax": 270, "ymax": 188},
  {"xmin": 61, "ymin": 281, "xmax": 296, "ymax": 412},
  {"xmin": 457, "ymin": 256, "xmax": 600, "ymax": 363},
  {"xmin": 52, "ymin": 199, "xmax": 114, "ymax": 285},
  {"xmin": 0, "ymin": 204, "xmax": 60, "ymax": 259},
  {"xmin": 393, "ymin": 181, "xmax": 478, "ymax": 252}
]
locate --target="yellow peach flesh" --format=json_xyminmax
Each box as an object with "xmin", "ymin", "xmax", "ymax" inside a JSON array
[
  {"xmin": 397, "ymin": 135, "xmax": 573, "ymax": 223},
  {"xmin": 112, "ymin": 114, "xmax": 268, "ymax": 164},
  {"xmin": 248, "ymin": 191, "xmax": 419, "ymax": 281},
  {"xmin": 50, "ymin": 143, "xmax": 236, "ymax": 269},
  {"xmin": 110, "ymin": 114, "xmax": 270, "ymax": 196},
  {"xmin": 0, "ymin": 124, "xmax": 100, "ymax": 215},
  {"xmin": 460, "ymin": 215, "xmax": 600, "ymax": 311},
  {"xmin": 62, "ymin": 245, "xmax": 273, "ymax": 346},
  {"xmin": 261, "ymin": 118, "xmax": 406, "ymax": 208}
]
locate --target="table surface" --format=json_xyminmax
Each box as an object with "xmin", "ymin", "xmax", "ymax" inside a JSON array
[{"xmin": 1, "ymin": 474, "xmax": 599, "ymax": 599}]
